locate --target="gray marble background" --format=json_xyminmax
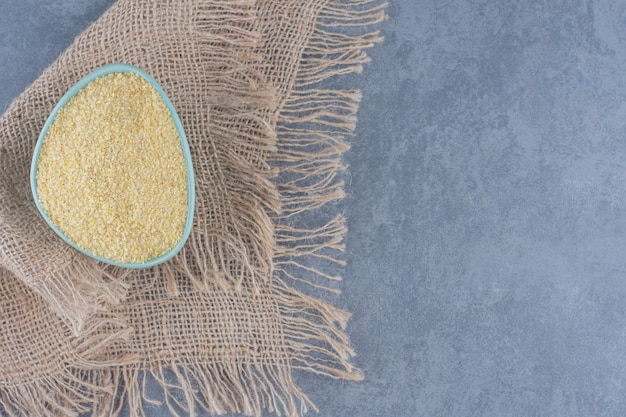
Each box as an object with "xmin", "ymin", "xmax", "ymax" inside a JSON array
[{"xmin": 4, "ymin": 0, "xmax": 626, "ymax": 416}]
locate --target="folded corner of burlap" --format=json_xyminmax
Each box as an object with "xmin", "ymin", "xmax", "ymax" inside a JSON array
[
  {"xmin": 0, "ymin": 94, "xmax": 131, "ymax": 336},
  {"xmin": 0, "ymin": 233, "xmax": 130, "ymax": 337}
]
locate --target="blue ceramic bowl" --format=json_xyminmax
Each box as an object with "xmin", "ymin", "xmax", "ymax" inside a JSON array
[{"xmin": 30, "ymin": 63, "xmax": 195, "ymax": 269}]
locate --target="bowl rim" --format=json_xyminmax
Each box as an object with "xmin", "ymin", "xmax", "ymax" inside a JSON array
[{"xmin": 30, "ymin": 63, "xmax": 196, "ymax": 269}]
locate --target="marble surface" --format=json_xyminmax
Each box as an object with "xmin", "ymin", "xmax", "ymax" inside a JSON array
[{"xmin": 4, "ymin": 0, "xmax": 626, "ymax": 416}]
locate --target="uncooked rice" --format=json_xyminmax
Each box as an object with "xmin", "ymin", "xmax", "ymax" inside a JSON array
[{"xmin": 36, "ymin": 72, "xmax": 188, "ymax": 264}]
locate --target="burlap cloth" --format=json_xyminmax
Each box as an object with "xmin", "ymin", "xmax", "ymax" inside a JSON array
[{"xmin": 0, "ymin": 0, "xmax": 384, "ymax": 416}]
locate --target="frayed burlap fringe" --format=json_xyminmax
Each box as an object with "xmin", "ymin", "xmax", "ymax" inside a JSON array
[{"xmin": 0, "ymin": 0, "xmax": 385, "ymax": 416}]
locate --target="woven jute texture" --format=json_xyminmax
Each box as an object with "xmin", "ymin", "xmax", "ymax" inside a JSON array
[{"xmin": 0, "ymin": 0, "xmax": 385, "ymax": 415}]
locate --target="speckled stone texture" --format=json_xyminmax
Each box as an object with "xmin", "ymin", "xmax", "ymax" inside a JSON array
[{"xmin": 4, "ymin": 1, "xmax": 626, "ymax": 416}]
